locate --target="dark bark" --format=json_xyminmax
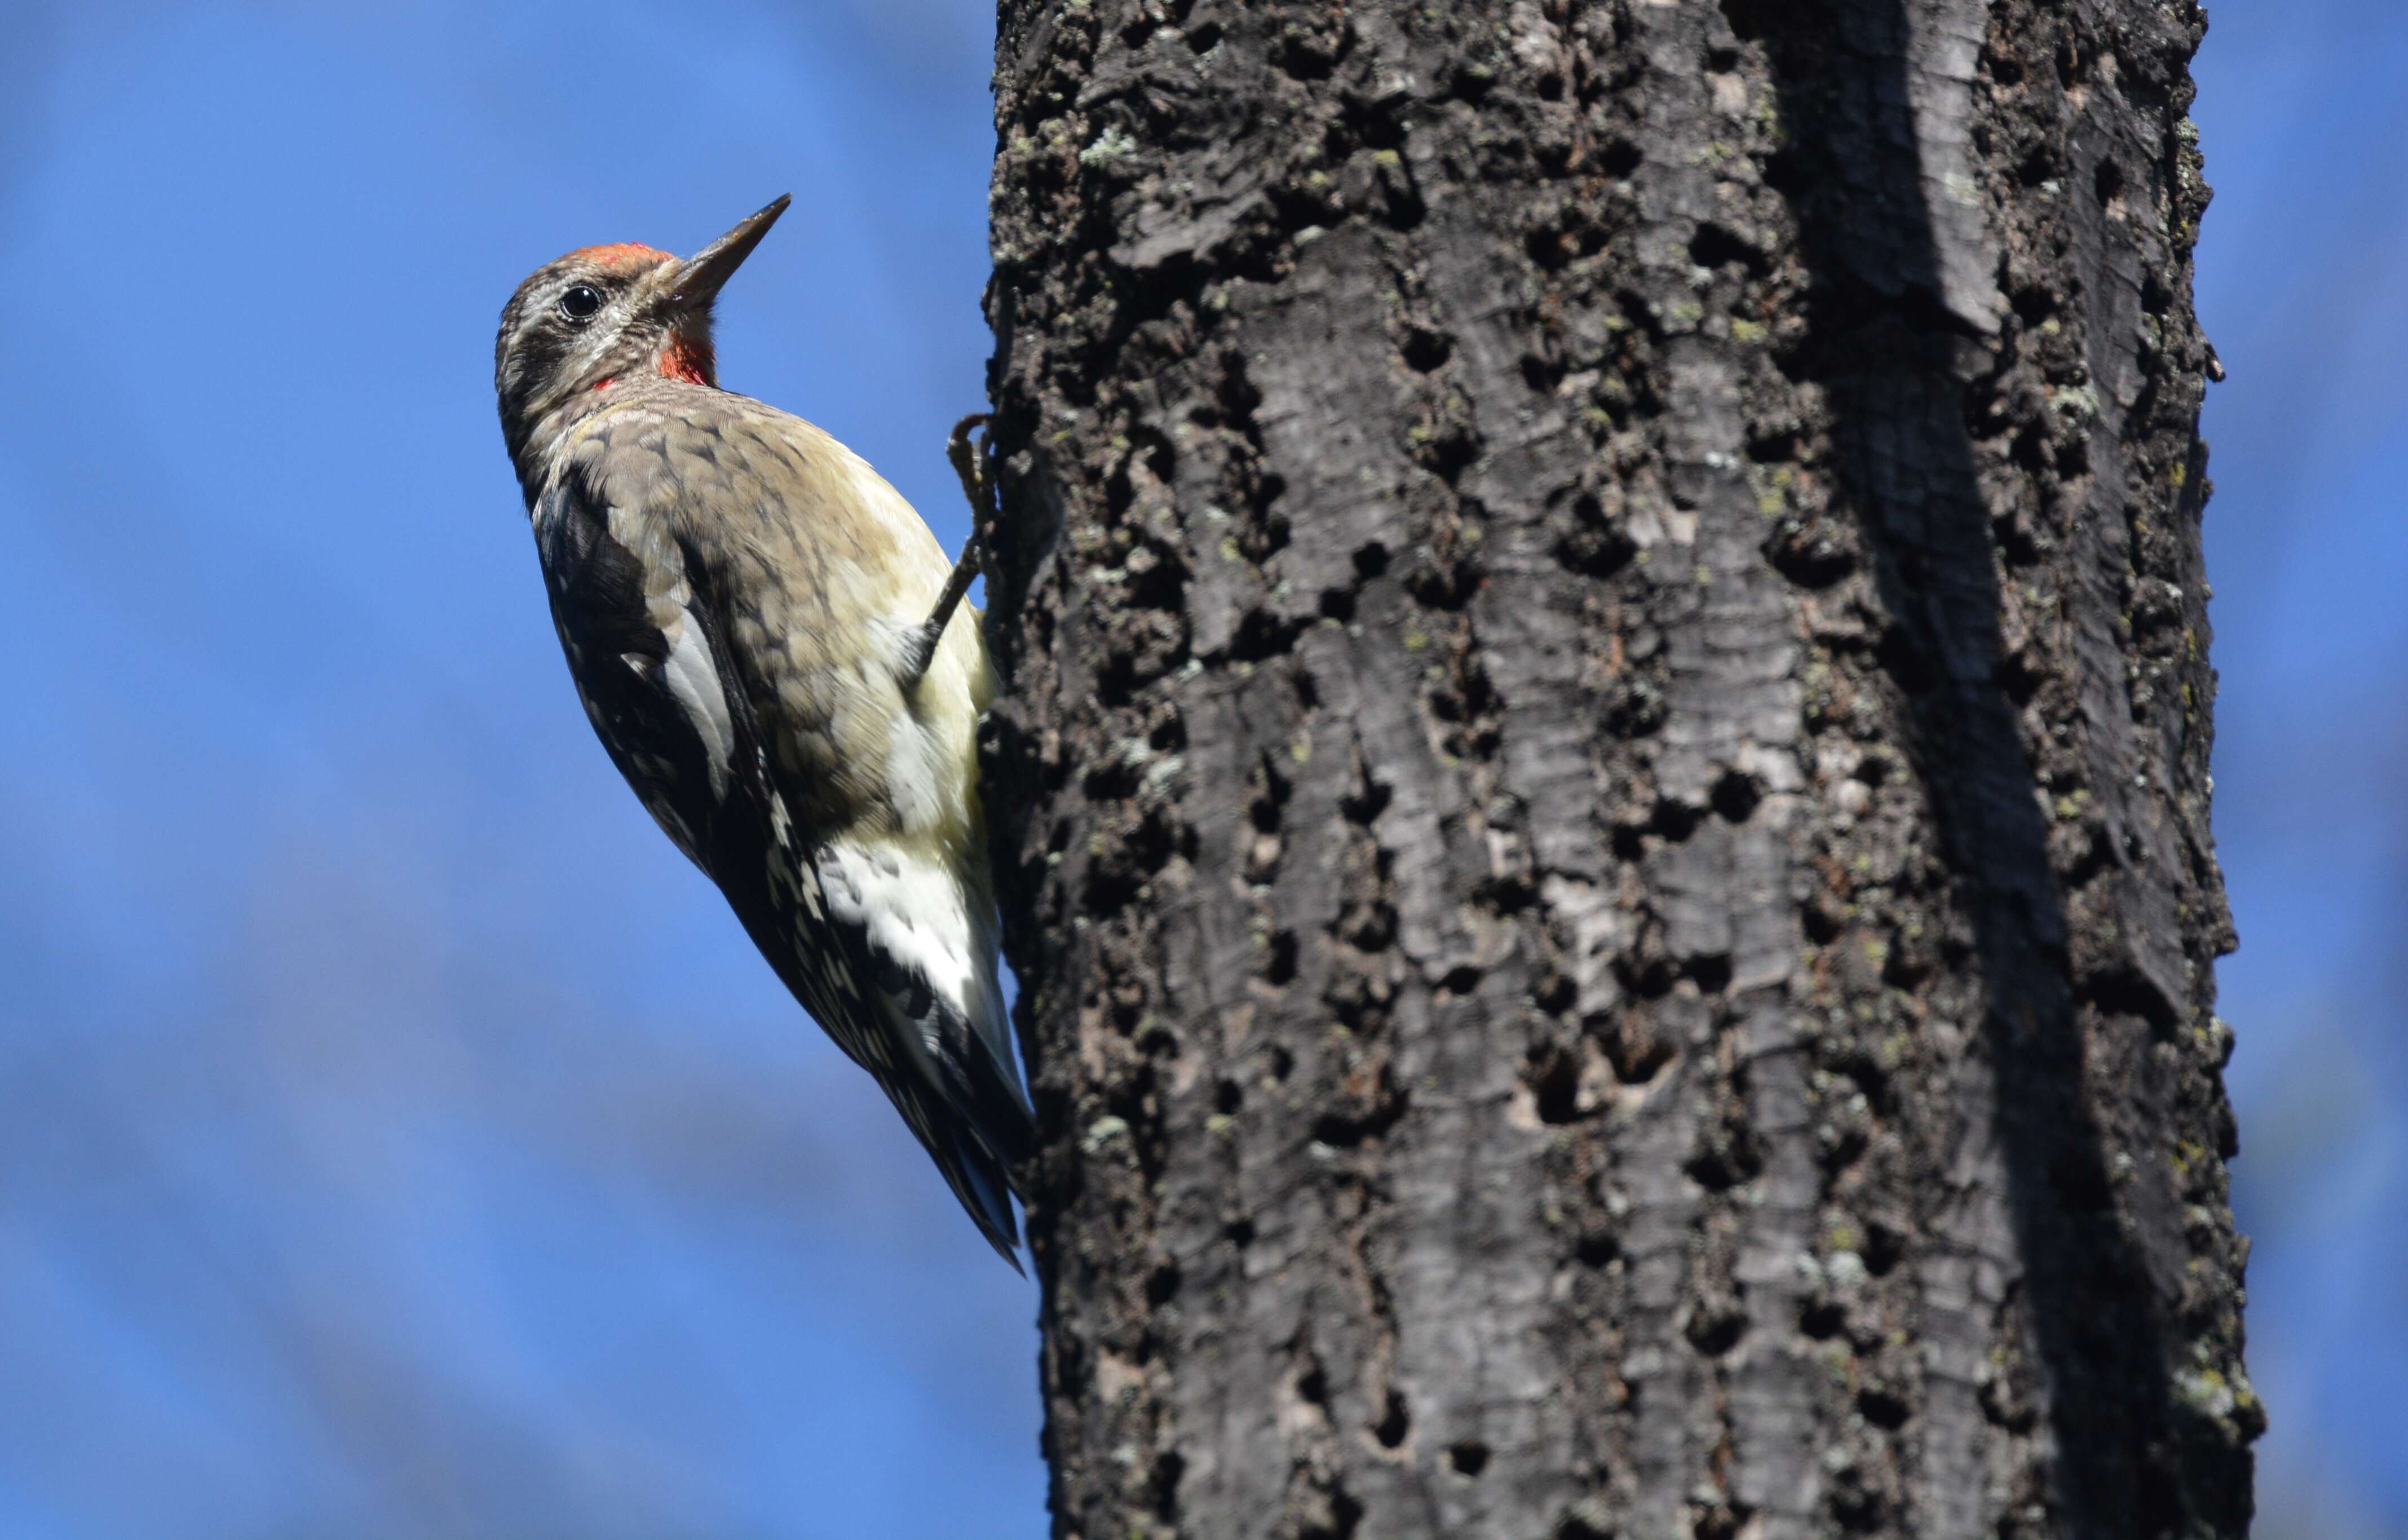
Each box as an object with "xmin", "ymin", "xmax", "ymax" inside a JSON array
[{"xmin": 977, "ymin": 0, "xmax": 2254, "ymax": 1536}]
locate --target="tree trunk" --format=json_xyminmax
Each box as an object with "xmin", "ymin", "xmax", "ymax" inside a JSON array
[{"xmin": 977, "ymin": 0, "xmax": 2255, "ymax": 1535}]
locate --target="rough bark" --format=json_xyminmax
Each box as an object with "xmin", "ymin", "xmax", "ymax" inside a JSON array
[{"xmin": 977, "ymin": 0, "xmax": 2255, "ymax": 1536}]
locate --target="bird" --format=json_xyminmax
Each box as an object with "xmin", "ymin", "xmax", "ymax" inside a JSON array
[{"xmin": 493, "ymin": 195, "xmax": 1033, "ymax": 1265}]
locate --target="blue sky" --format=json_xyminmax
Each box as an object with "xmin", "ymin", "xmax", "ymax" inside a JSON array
[
  {"xmin": 0, "ymin": 2, "xmax": 2394, "ymax": 1536},
  {"xmin": 2193, "ymin": 3, "xmax": 2408, "ymax": 1536}
]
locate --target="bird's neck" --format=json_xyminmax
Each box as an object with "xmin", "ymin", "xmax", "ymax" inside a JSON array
[
  {"xmin": 587, "ymin": 334, "xmax": 714, "ymax": 395},
  {"xmin": 507, "ymin": 386, "xmax": 617, "ymax": 506},
  {"xmin": 655, "ymin": 330, "xmax": 715, "ymax": 388}
]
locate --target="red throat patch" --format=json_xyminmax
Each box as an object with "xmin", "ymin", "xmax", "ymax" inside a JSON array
[
  {"xmin": 659, "ymin": 330, "xmax": 715, "ymax": 387},
  {"xmin": 585, "ymin": 335, "xmax": 713, "ymax": 393}
]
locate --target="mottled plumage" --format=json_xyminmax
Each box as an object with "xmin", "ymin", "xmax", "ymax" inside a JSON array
[{"xmin": 494, "ymin": 198, "xmax": 1031, "ymax": 1262}]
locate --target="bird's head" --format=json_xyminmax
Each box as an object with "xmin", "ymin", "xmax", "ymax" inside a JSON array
[{"xmin": 494, "ymin": 194, "xmax": 790, "ymax": 462}]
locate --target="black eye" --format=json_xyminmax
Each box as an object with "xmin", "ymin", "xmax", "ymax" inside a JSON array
[{"xmin": 558, "ymin": 284, "xmax": 603, "ymax": 322}]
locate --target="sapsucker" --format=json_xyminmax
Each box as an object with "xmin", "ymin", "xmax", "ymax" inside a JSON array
[{"xmin": 493, "ymin": 196, "xmax": 1033, "ymax": 1264}]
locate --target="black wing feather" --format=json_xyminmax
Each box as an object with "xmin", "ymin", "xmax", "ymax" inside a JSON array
[{"xmin": 534, "ymin": 482, "xmax": 725, "ymax": 867}]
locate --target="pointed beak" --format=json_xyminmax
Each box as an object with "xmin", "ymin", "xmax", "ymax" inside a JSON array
[{"xmin": 667, "ymin": 194, "xmax": 790, "ymax": 310}]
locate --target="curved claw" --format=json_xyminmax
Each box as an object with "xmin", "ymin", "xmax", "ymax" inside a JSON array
[{"xmin": 947, "ymin": 413, "xmax": 996, "ymax": 532}]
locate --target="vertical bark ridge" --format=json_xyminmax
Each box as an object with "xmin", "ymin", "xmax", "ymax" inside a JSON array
[
  {"xmin": 978, "ymin": 1, "xmax": 2251, "ymax": 1536},
  {"xmin": 1724, "ymin": 0, "xmax": 2252, "ymax": 1532}
]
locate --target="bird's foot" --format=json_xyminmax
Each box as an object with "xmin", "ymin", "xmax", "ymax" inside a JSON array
[{"xmin": 897, "ymin": 415, "xmax": 997, "ymax": 693}]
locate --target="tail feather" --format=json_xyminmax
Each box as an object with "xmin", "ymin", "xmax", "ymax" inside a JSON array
[
  {"xmin": 945, "ymin": 1119, "xmax": 1026, "ymax": 1272},
  {"xmin": 943, "ymin": 1011, "xmax": 1037, "ymax": 1177},
  {"xmin": 880, "ymin": 1057, "xmax": 1024, "ymax": 1268},
  {"xmin": 903, "ymin": 994, "xmax": 1032, "ymax": 1260}
]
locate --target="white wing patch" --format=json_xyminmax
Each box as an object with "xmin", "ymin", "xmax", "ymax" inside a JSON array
[
  {"xmin": 658, "ymin": 609, "xmax": 735, "ymax": 800},
  {"xmin": 584, "ymin": 492, "xmax": 737, "ymax": 807}
]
